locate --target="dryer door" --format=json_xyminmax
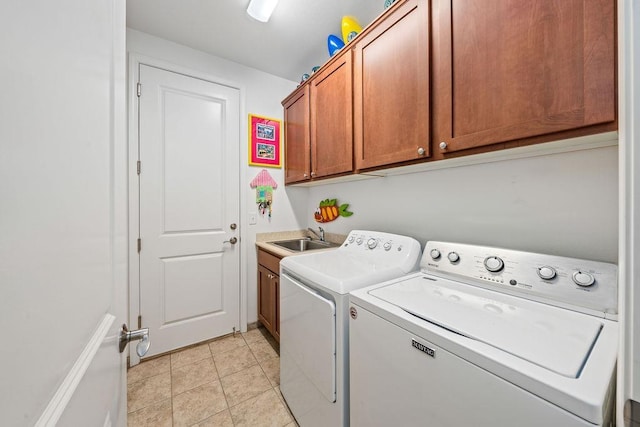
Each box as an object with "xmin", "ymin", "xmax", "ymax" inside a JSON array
[{"xmin": 280, "ymin": 273, "xmax": 336, "ymax": 403}]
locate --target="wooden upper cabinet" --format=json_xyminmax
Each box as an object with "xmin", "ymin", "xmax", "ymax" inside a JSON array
[
  {"xmin": 432, "ymin": 0, "xmax": 616, "ymax": 156},
  {"xmin": 283, "ymin": 86, "xmax": 310, "ymax": 184},
  {"xmin": 310, "ymin": 52, "xmax": 354, "ymax": 178},
  {"xmin": 353, "ymin": 0, "xmax": 430, "ymax": 170}
]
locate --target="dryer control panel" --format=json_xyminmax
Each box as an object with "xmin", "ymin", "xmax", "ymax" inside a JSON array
[
  {"xmin": 341, "ymin": 230, "xmax": 422, "ymax": 270},
  {"xmin": 422, "ymin": 241, "xmax": 618, "ymax": 319}
]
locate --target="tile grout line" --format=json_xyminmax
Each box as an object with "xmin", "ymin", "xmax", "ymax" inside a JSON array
[
  {"xmin": 247, "ymin": 334, "xmax": 293, "ymax": 426},
  {"xmin": 219, "ymin": 334, "xmax": 267, "ymax": 422},
  {"xmin": 127, "ymin": 370, "xmax": 171, "ymax": 415},
  {"xmin": 212, "ymin": 336, "xmax": 236, "ymax": 426},
  {"xmin": 169, "ymin": 354, "xmax": 174, "ymax": 427},
  {"xmin": 207, "ymin": 335, "xmax": 242, "ymax": 427},
  {"xmin": 216, "ymin": 333, "xmax": 277, "ymax": 422}
]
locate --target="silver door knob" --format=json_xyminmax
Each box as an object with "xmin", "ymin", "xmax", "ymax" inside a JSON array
[
  {"xmin": 224, "ymin": 237, "xmax": 238, "ymax": 244},
  {"xmin": 303, "ymin": 173, "xmax": 308, "ymax": 178},
  {"xmin": 417, "ymin": 147, "xmax": 426, "ymax": 156},
  {"xmin": 439, "ymin": 141, "xmax": 448, "ymax": 150},
  {"xmin": 230, "ymin": 223, "xmax": 237, "ymax": 230},
  {"xmin": 119, "ymin": 324, "xmax": 150, "ymax": 357}
]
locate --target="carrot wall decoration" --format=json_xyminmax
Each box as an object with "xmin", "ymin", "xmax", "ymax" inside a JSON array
[{"xmin": 314, "ymin": 199, "xmax": 353, "ymax": 223}]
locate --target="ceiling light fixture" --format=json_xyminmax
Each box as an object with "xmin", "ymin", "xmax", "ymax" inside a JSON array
[{"xmin": 247, "ymin": 0, "xmax": 279, "ymax": 22}]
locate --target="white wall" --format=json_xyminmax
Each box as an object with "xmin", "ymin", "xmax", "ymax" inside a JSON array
[
  {"xmin": 306, "ymin": 145, "xmax": 618, "ymax": 263},
  {"xmin": 126, "ymin": 29, "xmax": 304, "ymax": 325}
]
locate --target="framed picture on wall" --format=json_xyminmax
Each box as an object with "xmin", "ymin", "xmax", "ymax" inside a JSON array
[{"xmin": 248, "ymin": 114, "xmax": 281, "ymax": 168}]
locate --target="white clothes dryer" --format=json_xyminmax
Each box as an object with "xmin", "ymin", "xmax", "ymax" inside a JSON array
[{"xmin": 279, "ymin": 230, "xmax": 422, "ymax": 427}]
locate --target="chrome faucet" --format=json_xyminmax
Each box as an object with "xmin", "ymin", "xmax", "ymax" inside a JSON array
[{"xmin": 308, "ymin": 226, "xmax": 325, "ymax": 241}]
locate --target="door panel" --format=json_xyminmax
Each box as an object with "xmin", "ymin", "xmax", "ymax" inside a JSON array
[
  {"xmin": 283, "ymin": 87, "xmax": 311, "ymax": 183},
  {"xmin": 258, "ymin": 265, "xmax": 275, "ymax": 332},
  {"xmin": 163, "ymin": 90, "xmax": 223, "ymax": 232},
  {"xmin": 354, "ymin": 0, "xmax": 430, "ymax": 169},
  {"xmin": 432, "ymin": 0, "xmax": 616, "ymax": 154},
  {"xmin": 280, "ymin": 274, "xmax": 336, "ymax": 403},
  {"xmin": 0, "ymin": 0, "xmax": 127, "ymax": 424},
  {"xmin": 139, "ymin": 64, "xmax": 240, "ymax": 357},
  {"xmin": 163, "ymin": 254, "xmax": 224, "ymax": 322},
  {"xmin": 310, "ymin": 53, "xmax": 353, "ymax": 178}
]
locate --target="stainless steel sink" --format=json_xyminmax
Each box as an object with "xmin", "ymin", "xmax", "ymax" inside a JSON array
[{"xmin": 270, "ymin": 238, "xmax": 340, "ymax": 252}]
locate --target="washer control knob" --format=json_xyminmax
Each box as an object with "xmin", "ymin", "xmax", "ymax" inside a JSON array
[
  {"xmin": 348, "ymin": 235, "xmax": 355, "ymax": 243},
  {"xmin": 537, "ymin": 266, "xmax": 557, "ymax": 280},
  {"xmin": 367, "ymin": 238, "xmax": 378, "ymax": 249},
  {"xmin": 447, "ymin": 252, "xmax": 460, "ymax": 263},
  {"xmin": 430, "ymin": 249, "xmax": 441, "ymax": 260},
  {"xmin": 383, "ymin": 241, "xmax": 392, "ymax": 251},
  {"xmin": 572, "ymin": 271, "xmax": 595, "ymax": 287},
  {"xmin": 483, "ymin": 256, "xmax": 504, "ymax": 272},
  {"xmin": 356, "ymin": 237, "xmax": 363, "ymax": 245}
]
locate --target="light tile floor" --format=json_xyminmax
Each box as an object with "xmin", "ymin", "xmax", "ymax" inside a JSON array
[{"xmin": 127, "ymin": 327, "xmax": 297, "ymax": 427}]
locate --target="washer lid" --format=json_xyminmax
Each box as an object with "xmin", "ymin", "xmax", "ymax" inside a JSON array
[{"xmin": 369, "ymin": 276, "xmax": 604, "ymax": 378}]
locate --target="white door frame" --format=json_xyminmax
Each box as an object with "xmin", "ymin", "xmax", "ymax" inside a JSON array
[
  {"xmin": 127, "ymin": 54, "xmax": 248, "ymax": 365},
  {"xmin": 618, "ymin": 0, "xmax": 640, "ymax": 424}
]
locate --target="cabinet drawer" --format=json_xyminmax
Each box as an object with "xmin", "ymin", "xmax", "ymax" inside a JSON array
[{"xmin": 258, "ymin": 249, "xmax": 281, "ymax": 274}]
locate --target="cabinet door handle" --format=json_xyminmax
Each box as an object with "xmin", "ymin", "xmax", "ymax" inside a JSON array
[
  {"xmin": 310, "ymin": 171, "xmax": 316, "ymax": 177},
  {"xmin": 303, "ymin": 173, "xmax": 308, "ymax": 178},
  {"xmin": 417, "ymin": 147, "xmax": 426, "ymax": 156},
  {"xmin": 439, "ymin": 141, "xmax": 448, "ymax": 150}
]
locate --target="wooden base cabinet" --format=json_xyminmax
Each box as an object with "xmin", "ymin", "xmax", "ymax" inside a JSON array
[
  {"xmin": 257, "ymin": 249, "xmax": 281, "ymax": 342},
  {"xmin": 432, "ymin": 0, "xmax": 616, "ymax": 156}
]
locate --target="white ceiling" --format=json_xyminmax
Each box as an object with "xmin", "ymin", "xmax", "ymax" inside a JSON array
[{"xmin": 126, "ymin": 0, "xmax": 384, "ymax": 82}]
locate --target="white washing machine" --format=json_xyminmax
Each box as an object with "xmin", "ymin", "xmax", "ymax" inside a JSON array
[
  {"xmin": 279, "ymin": 230, "xmax": 422, "ymax": 427},
  {"xmin": 349, "ymin": 241, "xmax": 618, "ymax": 427}
]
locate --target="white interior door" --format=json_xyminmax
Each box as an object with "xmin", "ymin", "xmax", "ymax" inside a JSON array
[
  {"xmin": 0, "ymin": 0, "xmax": 127, "ymax": 425},
  {"xmin": 137, "ymin": 64, "xmax": 241, "ymax": 357}
]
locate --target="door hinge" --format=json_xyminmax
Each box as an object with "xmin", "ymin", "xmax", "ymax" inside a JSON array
[
  {"xmin": 136, "ymin": 82, "xmax": 142, "ymax": 97},
  {"xmin": 137, "ymin": 238, "xmax": 142, "ymax": 253},
  {"xmin": 138, "ymin": 315, "xmax": 142, "ymax": 329},
  {"xmin": 137, "ymin": 160, "xmax": 141, "ymax": 175}
]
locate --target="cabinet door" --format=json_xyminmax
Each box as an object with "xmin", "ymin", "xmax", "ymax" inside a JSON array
[
  {"xmin": 258, "ymin": 265, "xmax": 275, "ymax": 333},
  {"xmin": 310, "ymin": 52, "xmax": 354, "ymax": 178},
  {"xmin": 432, "ymin": 0, "xmax": 616, "ymax": 155},
  {"xmin": 283, "ymin": 86, "xmax": 311, "ymax": 184},
  {"xmin": 353, "ymin": 0, "xmax": 430, "ymax": 170}
]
